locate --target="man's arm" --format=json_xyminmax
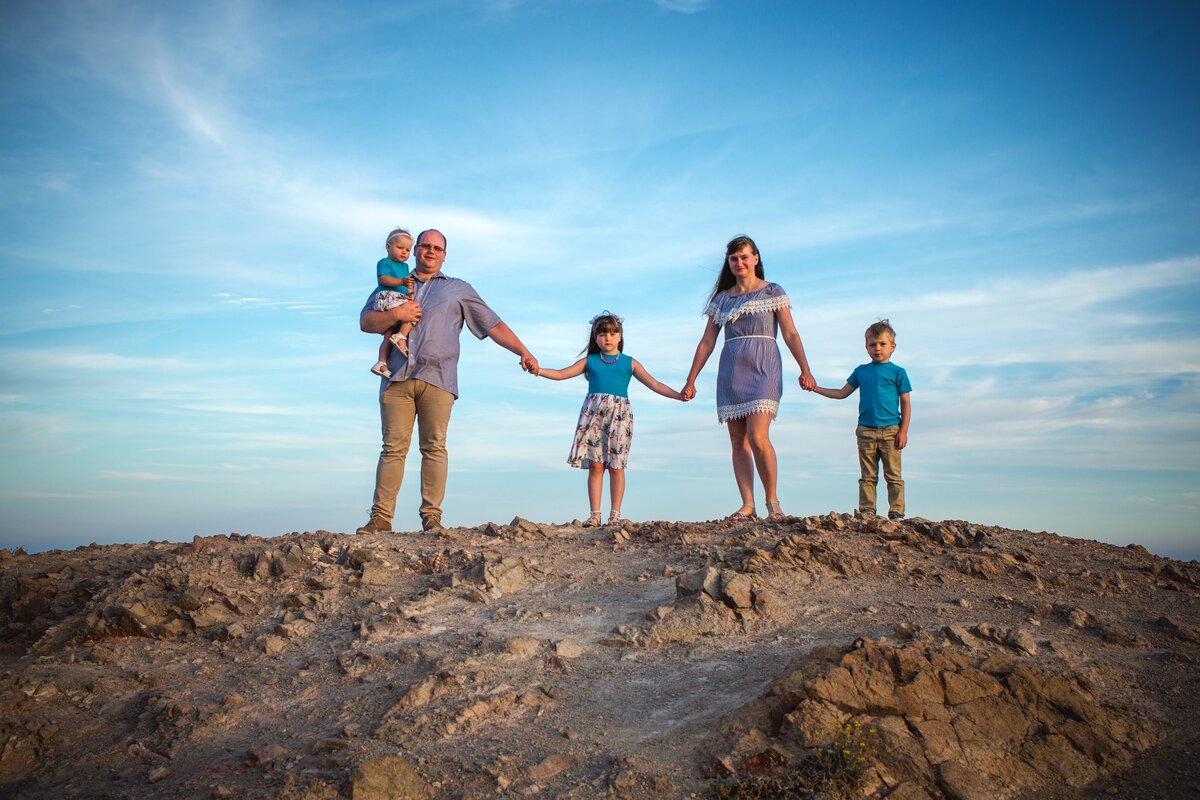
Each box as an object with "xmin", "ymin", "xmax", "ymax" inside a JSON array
[
  {"xmin": 360, "ymin": 302, "xmax": 422, "ymax": 334},
  {"xmin": 486, "ymin": 321, "xmax": 538, "ymax": 374}
]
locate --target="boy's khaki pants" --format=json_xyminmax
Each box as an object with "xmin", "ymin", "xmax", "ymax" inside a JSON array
[
  {"xmin": 856, "ymin": 424, "xmax": 904, "ymax": 516},
  {"xmin": 370, "ymin": 379, "xmax": 455, "ymax": 525}
]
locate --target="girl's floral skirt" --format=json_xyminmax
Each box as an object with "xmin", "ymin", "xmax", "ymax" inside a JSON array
[{"xmin": 567, "ymin": 393, "xmax": 633, "ymax": 470}]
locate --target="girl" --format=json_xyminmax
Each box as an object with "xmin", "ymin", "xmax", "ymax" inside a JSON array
[
  {"xmin": 369, "ymin": 227, "xmax": 417, "ymax": 378},
  {"xmin": 681, "ymin": 235, "xmax": 816, "ymax": 521},
  {"xmin": 538, "ymin": 312, "xmax": 687, "ymax": 527}
]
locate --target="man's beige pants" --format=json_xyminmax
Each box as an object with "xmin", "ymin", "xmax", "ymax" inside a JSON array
[{"xmin": 371, "ymin": 379, "xmax": 455, "ymax": 525}]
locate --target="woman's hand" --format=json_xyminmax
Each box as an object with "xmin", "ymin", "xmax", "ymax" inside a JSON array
[
  {"xmin": 681, "ymin": 381, "xmax": 697, "ymax": 401},
  {"xmin": 798, "ymin": 372, "xmax": 816, "ymax": 391}
]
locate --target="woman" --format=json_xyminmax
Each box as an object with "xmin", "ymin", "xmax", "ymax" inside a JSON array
[{"xmin": 681, "ymin": 235, "xmax": 816, "ymax": 520}]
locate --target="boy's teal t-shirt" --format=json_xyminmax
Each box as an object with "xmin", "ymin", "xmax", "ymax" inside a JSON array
[
  {"xmin": 376, "ymin": 257, "xmax": 411, "ymax": 295},
  {"xmin": 847, "ymin": 361, "xmax": 911, "ymax": 427},
  {"xmin": 585, "ymin": 353, "xmax": 633, "ymax": 398}
]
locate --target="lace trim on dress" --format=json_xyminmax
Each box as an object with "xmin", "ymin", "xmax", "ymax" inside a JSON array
[
  {"xmin": 717, "ymin": 399, "xmax": 779, "ymax": 423},
  {"xmin": 705, "ymin": 293, "xmax": 791, "ymax": 328}
]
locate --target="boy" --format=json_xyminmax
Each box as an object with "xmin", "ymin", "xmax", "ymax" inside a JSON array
[{"xmin": 810, "ymin": 320, "xmax": 912, "ymax": 519}]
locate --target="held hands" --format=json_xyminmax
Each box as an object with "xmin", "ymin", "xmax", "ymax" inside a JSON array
[
  {"xmin": 519, "ymin": 353, "xmax": 539, "ymax": 375},
  {"xmin": 680, "ymin": 381, "xmax": 697, "ymax": 401},
  {"xmin": 798, "ymin": 372, "xmax": 816, "ymax": 391}
]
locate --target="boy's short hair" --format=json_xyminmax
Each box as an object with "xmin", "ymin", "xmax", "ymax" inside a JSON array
[{"xmin": 865, "ymin": 319, "xmax": 896, "ymax": 341}]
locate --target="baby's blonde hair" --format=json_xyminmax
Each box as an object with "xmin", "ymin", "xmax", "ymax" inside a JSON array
[{"xmin": 385, "ymin": 227, "xmax": 412, "ymax": 247}]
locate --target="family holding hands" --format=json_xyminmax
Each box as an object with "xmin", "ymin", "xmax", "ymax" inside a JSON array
[{"xmin": 357, "ymin": 229, "xmax": 911, "ymax": 536}]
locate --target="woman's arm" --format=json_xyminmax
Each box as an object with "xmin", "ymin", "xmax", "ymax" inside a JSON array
[
  {"xmin": 538, "ymin": 357, "xmax": 587, "ymax": 381},
  {"xmin": 681, "ymin": 318, "xmax": 720, "ymax": 400},
  {"xmin": 632, "ymin": 360, "xmax": 685, "ymax": 400},
  {"xmin": 776, "ymin": 307, "xmax": 815, "ymax": 390}
]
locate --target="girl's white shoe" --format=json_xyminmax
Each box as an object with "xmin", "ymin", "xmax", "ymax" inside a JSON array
[
  {"xmin": 370, "ymin": 361, "xmax": 391, "ymax": 378},
  {"xmin": 389, "ymin": 333, "xmax": 409, "ymax": 357}
]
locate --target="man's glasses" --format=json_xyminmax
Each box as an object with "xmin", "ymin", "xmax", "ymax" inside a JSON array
[{"xmin": 417, "ymin": 243, "xmax": 445, "ymax": 253}]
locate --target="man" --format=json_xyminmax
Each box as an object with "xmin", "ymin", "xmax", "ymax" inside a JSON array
[{"xmin": 357, "ymin": 229, "xmax": 538, "ymax": 533}]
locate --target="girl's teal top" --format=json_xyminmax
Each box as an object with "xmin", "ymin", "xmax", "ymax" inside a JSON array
[{"xmin": 585, "ymin": 353, "xmax": 633, "ymax": 398}]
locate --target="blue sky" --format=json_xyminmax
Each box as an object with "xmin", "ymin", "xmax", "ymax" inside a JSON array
[{"xmin": 2, "ymin": 0, "xmax": 1198, "ymax": 559}]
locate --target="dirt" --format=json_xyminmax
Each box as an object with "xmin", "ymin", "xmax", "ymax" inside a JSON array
[{"xmin": 1, "ymin": 513, "xmax": 1197, "ymax": 799}]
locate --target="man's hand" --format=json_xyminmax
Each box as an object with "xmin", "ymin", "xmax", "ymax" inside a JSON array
[
  {"xmin": 395, "ymin": 301, "xmax": 422, "ymax": 324},
  {"xmin": 360, "ymin": 300, "xmax": 422, "ymax": 334},
  {"xmin": 520, "ymin": 353, "xmax": 539, "ymax": 374}
]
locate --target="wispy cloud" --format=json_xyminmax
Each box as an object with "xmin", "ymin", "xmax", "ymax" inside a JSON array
[
  {"xmin": 654, "ymin": 0, "xmax": 709, "ymax": 13},
  {"xmin": 100, "ymin": 470, "xmax": 202, "ymax": 482}
]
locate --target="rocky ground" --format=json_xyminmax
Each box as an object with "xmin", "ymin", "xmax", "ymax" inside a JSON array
[{"xmin": 1, "ymin": 513, "xmax": 1198, "ymax": 800}]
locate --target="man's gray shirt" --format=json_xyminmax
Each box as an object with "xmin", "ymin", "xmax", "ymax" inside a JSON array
[{"xmin": 364, "ymin": 272, "xmax": 502, "ymax": 399}]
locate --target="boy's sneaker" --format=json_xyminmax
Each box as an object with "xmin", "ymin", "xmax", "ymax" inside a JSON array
[
  {"xmin": 888, "ymin": 512, "xmax": 905, "ymax": 520},
  {"xmin": 370, "ymin": 361, "xmax": 391, "ymax": 378},
  {"xmin": 421, "ymin": 514, "xmax": 443, "ymax": 532},
  {"xmin": 356, "ymin": 516, "xmax": 392, "ymax": 535}
]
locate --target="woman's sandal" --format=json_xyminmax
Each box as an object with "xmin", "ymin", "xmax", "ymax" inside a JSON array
[
  {"xmin": 766, "ymin": 500, "xmax": 785, "ymax": 521},
  {"xmin": 582, "ymin": 511, "xmax": 602, "ymax": 528},
  {"xmin": 607, "ymin": 510, "xmax": 623, "ymax": 526},
  {"xmin": 726, "ymin": 507, "xmax": 757, "ymax": 521}
]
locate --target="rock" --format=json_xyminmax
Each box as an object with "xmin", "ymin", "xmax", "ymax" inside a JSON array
[
  {"xmin": 477, "ymin": 556, "xmax": 527, "ymax": 594},
  {"xmin": 262, "ymin": 635, "xmax": 286, "ymax": 655},
  {"xmin": 1064, "ymin": 607, "xmax": 1092, "ymax": 628},
  {"xmin": 1006, "ymin": 628, "xmax": 1039, "ymax": 656},
  {"xmin": 943, "ymin": 624, "xmax": 980, "ymax": 649},
  {"xmin": 526, "ymin": 753, "xmax": 577, "ymax": 781},
  {"xmin": 554, "ymin": 639, "xmax": 584, "ymax": 659},
  {"xmin": 189, "ymin": 601, "xmax": 239, "ymax": 630},
  {"xmin": 708, "ymin": 637, "xmax": 1156, "ymax": 800},
  {"xmin": 505, "ymin": 637, "xmax": 542, "ymax": 658},
  {"xmin": 147, "ymin": 766, "xmax": 170, "ymax": 783},
  {"xmin": 350, "ymin": 755, "xmax": 431, "ymax": 800},
  {"xmin": 510, "ymin": 516, "xmax": 541, "ymax": 533},
  {"xmin": 675, "ymin": 566, "xmax": 721, "ymax": 600},
  {"xmin": 720, "ymin": 571, "xmax": 755, "ymax": 610},
  {"xmin": 642, "ymin": 593, "xmax": 738, "ymax": 645},
  {"xmin": 248, "ymin": 744, "xmax": 288, "ymax": 766},
  {"xmin": 1098, "ymin": 622, "xmax": 1144, "ymax": 647},
  {"xmin": 360, "ymin": 562, "xmax": 394, "ymax": 586},
  {"xmin": 392, "ymin": 676, "xmax": 439, "ymax": 711}
]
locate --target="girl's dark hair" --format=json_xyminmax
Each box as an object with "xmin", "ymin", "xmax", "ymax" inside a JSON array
[
  {"xmin": 583, "ymin": 312, "xmax": 624, "ymax": 356},
  {"xmin": 707, "ymin": 235, "xmax": 765, "ymax": 305}
]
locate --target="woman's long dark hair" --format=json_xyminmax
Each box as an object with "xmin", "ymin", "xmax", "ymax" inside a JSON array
[
  {"xmin": 582, "ymin": 312, "xmax": 624, "ymax": 356},
  {"xmin": 707, "ymin": 235, "xmax": 765, "ymax": 305}
]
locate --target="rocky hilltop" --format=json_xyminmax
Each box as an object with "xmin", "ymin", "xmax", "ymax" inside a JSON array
[{"xmin": 1, "ymin": 514, "xmax": 1198, "ymax": 799}]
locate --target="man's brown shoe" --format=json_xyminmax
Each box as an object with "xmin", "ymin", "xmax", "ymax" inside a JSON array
[
  {"xmin": 356, "ymin": 517, "xmax": 392, "ymax": 535},
  {"xmin": 421, "ymin": 515, "xmax": 443, "ymax": 532}
]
